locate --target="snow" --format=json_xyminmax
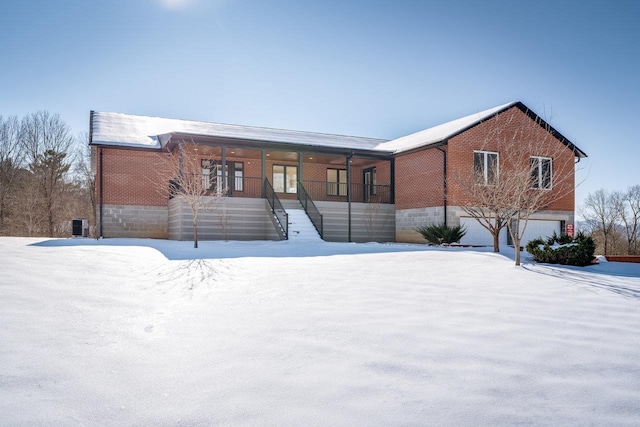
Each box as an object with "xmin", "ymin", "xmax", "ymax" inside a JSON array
[
  {"xmin": 1, "ymin": 237, "xmax": 640, "ymax": 425},
  {"xmin": 90, "ymin": 102, "xmax": 589, "ymax": 159},
  {"xmin": 90, "ymin": 111, "xmax": 388, "ymax": 151},
  {"xmin": 376, "ymin": 102, "xmax": 516, "ymax": 153},
  {"xmin": 285, "ymin": 209, "xmax": 323, "ymax": 242}
]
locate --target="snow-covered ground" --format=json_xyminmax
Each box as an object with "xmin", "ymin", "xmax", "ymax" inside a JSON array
[{"xmin": 1, "ymin": 237, "xmax": 640, "ymax": 426}]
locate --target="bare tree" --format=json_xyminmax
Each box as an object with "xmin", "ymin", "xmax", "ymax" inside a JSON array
[
  {"xmin": 153, "ymin": 141, "xmax": 226, "ymax": 248},
  {"xmin": 20, "ymin": 111, "xmax": 75, "ymax": 161},
  {"xmin": 453, "ymin": 107, "xmax": 579, "ymax": 265},
  {"xmin": 616, "ymin": 185, "xmax": 640, "ymax": 255},
  {"xmin": 74, "ymin": 133, "xmax": 97, "ymax": 236},
  {"xmin": 29, "ymin": 149, "xmax": 72, "ymax": 236},
  {"xmin": 581, "ymin": 189, "xmax": 621, "ymax": 256},
  {"xmin": 0, "ymin": 115, "xmax": 24, "ymax": 232},
  {"xmin": 20, "ymin": 111, "xmax": 75, "ymax": 237},
  {"xmin": 13, "ymin": 172, "xmax": 45, "ymax": 236}
]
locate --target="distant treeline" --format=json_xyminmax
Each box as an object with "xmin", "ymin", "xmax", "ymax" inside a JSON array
[
  {"xmin": 580, "ymin": 187, "xmax": 640, "ymax": 256},
  {"xmin": 0, "ymin": 111, "xmax": 94, "ymax": 237}
]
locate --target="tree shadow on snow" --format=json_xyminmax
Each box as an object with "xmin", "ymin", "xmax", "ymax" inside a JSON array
[
  {"xmin": 521, "ymin": 262, "xmax": 640, "ymax": 300},
  {"xmin": 30, "ymin": 237, "xmax": 449, "ymax": 261}
]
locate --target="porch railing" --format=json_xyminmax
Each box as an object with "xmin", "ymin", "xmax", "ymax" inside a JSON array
[
  {"xmin": 225, "ymin": 176, "xmax": 262, "ymax": 198},
  {"xmin": 264, "ymin": 178, "xmax": 288, "ymax": 239},
  {"xmin": 297, "ymin": 182, "xmax": 323, "ymax": 239},
  {"xmin": 301, "ymin": 180, "xmax": 393, "ymax": 204}
]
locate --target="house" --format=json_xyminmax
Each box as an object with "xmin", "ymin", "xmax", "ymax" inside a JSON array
[{"xmin": 89, "ymin": 101, "xmax": 587, "ymax": 245}]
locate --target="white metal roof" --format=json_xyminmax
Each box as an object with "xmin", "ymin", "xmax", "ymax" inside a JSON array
[
  {"xmin": 89, "ymin": 102, "xmax": 585, "ymax": 158},
  {"xmin": 90, "ymin": 111, "xmax": 388, "ymax": 151},
  {"xmin": 376, "ymin": 102, "xmax": 517, "ymax": 153}
]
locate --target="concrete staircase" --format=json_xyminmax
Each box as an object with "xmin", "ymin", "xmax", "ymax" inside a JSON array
[{"xmin": 281, "ymin": 200, "xmax": 323, "ymax": 242}]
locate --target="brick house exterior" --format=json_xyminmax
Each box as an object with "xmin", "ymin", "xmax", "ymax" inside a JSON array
[{"xmin": 90, "ymin": 101, "xmax": 587, "ymax": 245}]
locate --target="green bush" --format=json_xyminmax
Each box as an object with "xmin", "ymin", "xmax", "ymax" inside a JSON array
[
  {"xmin": 415, "ymin": 223, "xmax": 467, "ymax": 245},
  {"xmin": 526, "ymin": 232, "xmax": 595, "ymax": 266}
]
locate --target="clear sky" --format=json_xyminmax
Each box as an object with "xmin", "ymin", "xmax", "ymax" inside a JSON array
[{"xmin": 1, "ymin": 0, "xmax": 638, "ymax": 212}]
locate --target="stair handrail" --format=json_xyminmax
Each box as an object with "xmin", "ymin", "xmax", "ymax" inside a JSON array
[
  {"xmin": 264, "ymin": 178, "xmax": 288, "ymax": 239},
  {"xmin": 297, "ymin": 182, "xmax": 323, "ymax": 239}
]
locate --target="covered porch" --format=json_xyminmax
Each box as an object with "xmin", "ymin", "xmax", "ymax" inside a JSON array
[{"xmin": 166, "ymin": 134, "xmax": 396, "ymax": 242}]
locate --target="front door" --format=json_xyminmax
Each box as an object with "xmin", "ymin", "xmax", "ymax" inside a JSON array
[{"xmin": 363, "ymin": 167, "xmax": 376, "ymax": 202}]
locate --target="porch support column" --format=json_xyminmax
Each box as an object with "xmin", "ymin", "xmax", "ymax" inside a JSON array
[
  {"xmin": 179, "ymin": 144, "xmax": 184, "ymax": 178},
  {"xmin": 298, "ymin": 152, "xmax": 303, "ymax": 188},
  {"xmin": 347, "ymin": 152, "xmax": 353, "ymax": 242},
  {"xmin": 221, "ymin": 146, "xmax": 227, "ymax": 190},
  {"xmin": 261, "ymin": 149, "xmax": 266, "ymax": 197}
]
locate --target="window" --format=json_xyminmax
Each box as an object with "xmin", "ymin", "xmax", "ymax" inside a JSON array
[
  {"xmin": 273, "ymin": 165, "xmax": 297, "ymax": 193},
  {"xmin": 530, "ymin": 156, "xmax": 552, "ymax": 190},
  {"xmin": 327, "ymin": 168, "xmax": 347, "ymax": 196},
  {"xmin": 474, "ymin": 151, "xmax": 499, "ymax": 185},
  {"xmin": 202, "ymin": 159, "xmax": 227, "ymax": 195},
  {"xmin": 233, "ymin": 162, "xmax": 244, "ymax": 192},
  {"xmin": 201, "ymin": 159, "xmax": 215, "ymax": 191},
  {"xmin": 202, "ymin": 160, "xmax": 243, "ymax": 193},
  {"xmin": 363, "ymin": 167, "xmax": 376, "ymax": 199}
]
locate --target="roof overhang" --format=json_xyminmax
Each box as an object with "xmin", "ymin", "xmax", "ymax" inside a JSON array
[{"xmin": 162, "ymin": 132, "xmax": 395, "ymax": 160}]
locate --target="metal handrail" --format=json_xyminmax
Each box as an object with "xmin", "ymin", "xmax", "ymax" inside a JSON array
[
  {"xmin": 297, "ymin": 182, "xmax": 324, "ymax": 239},
  {"xmin": 264, "ymin": 178, "xmax": 288, "ymax": 239},
  {"xmin": 301, "ymin": 180, "xmax": 392, "ymax": 204}
]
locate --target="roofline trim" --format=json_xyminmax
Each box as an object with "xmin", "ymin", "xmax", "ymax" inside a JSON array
[{"xmin": 394, "ymin": 101, "xmax": 587, "ymax": 158}]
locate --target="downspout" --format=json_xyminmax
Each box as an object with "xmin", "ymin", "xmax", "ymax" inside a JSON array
[
  {"xmin": 99, "ymin": 147, "xmax": 103, "ymax": 238},
  {"xmin": 390, "ymin": 157, "xmax": 395, "ymax": 204},
  {"xmin": 436, "ymin": 145, "xmax": 447, "ymax": 227},
  {"xmin": 347, "ymin": 152, "xmax": 354, "ymax": 242}
]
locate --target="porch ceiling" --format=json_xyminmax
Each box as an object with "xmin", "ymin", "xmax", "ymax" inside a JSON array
[
  {"xmin": 171, "ymin": 139, "xmax": 385, "ymax": 166},
  {"xmin": 166, "ymin": 133, "xmax": 393, "ymax": 160}
]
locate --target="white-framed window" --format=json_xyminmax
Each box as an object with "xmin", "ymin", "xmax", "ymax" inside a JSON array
[
  {"xmin": 473, "ymin": 150, "xmax": 499, "ymax": 185},
  {"xmin": 273, "ymin": 165, "xmax": 297, "ymax": 193},
  {"xmin": 530, "ymin": 156, "xmax": 553, "ymax": 190}
]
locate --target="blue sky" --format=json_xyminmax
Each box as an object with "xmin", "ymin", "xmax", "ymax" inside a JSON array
[{"xmin": 1, "ymin": 0, "xmax": 638, "ymax": 211}]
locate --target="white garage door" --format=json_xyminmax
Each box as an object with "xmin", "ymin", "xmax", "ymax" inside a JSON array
[
  {"xmin": 460, "ymin": 217, "xmax": 508, "ymax": 247},
  {"xmin": 518, "ymin": 220, "xmax": 561, "ymax": 247},
  {"xmin": 459, "ymin": 217, "xmax": 561, "ymax": 247}
]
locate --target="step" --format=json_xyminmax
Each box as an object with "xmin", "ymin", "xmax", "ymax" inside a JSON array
[
  {"xmin": 286, "ymin": 208, "xmax": 323, "ymax": 242},
  {"xmin": 281, "ymin": 199, "xmax": 303, "ymax": 209}
]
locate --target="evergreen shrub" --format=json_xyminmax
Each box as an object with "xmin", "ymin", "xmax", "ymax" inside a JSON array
[
  {"xmin": 415, "ymin": 223, "xmax": 467, "ymax": 245},
  {"xmin": 526, "ymin": 231, "xmax": 595, "ymax": 266}
]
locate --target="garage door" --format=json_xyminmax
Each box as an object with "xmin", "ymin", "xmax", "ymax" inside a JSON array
[
  {"xmin": 459, "ymin": 217, "xmax": 508, "ymax": 246},
  {"xmin": 517, "ymin": 220, "xmax": 561, "ymax": 247},
  {"xmin": 459, "ymin": 217, "xmax": 561, "ymax": 247}
]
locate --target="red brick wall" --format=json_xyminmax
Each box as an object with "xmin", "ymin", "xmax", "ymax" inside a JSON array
[
  {"xmin": 98, "ymin": 147, "xmax": 171, "ymax": 207},
  {"xmin": 393, "ymin": 107, "xmax": 576, "ymax": 213},
  {"xmin": 97, "ymin": 147, "xmax": 267, "ymax": 207},
  {"xmin": 394, "ymin": 148, "xmax": 446, "ymax": 210},
  {"xmin": 446, "ymin": 107, "xmax": 575, "ymax": 211}
]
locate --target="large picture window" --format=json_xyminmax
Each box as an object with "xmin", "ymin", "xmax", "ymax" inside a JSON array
[
  {"xmin": 474, "ymin": 151, "xmax": 499, "ymax": 185},
  {"xmin": 530, "ymin": 156, "xmax": 552, "ymax": 190},
  {"xmin": 327, "ymin": 168, "xmax": 347, "ymax": 196},
  {"xmin": 273, "ymin": 165, "xmax": 297, "ymax": 193}
]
